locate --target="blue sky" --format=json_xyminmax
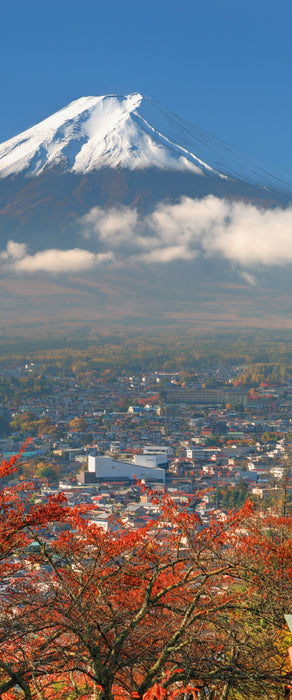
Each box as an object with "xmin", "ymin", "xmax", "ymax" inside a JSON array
[{"xmin": 1, "ymin": 0, "xmax": 291, "ymax": 183}]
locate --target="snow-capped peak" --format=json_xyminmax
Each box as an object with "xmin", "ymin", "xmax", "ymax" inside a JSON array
[
  {"xmin": 0, "ymin": 93, "xmax": 290, "ymax": 190},
  {"xmin": 0, "ymin": 93, "xmax": 206, "ymax": 178}
]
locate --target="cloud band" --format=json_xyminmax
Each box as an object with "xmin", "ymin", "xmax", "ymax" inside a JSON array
[{"xmin": 1, "ymin": 196, "xmax": 292, "ymax": 275}]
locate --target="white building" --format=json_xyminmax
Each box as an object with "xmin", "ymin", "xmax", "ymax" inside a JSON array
[
  {"xmin": 88, "ymin": 455, "xmax": 165, "ymax": 483},
  {"xmin": 110, "ymin": 441, "xmax": 120, "ymax": 454},
  {"xmin": 186, "ymin": 447, "xmax": 204, "ymax": 460},
  {"xmin": 143, "ymin": 445, "xmax": 170, "ymax": 455},
  {"xmin": 133, "ymin": 454, "xmax": 166, "ymax": 468},
  {"xmin": 270, "ymin": 466, "xmax": 285, "ymax": 479}
]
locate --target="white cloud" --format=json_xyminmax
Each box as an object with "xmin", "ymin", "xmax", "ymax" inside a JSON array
[
  {"xmin": 0, "ymin": 243, "xmax": 114, "ymax": 274},
  {"xmin": 0, "ymin": 240, "xmax": 27, "ymax": 261},
  {"xmin": 2, "ymin": 196, "xmax": 292, "ymax": 276},
  {"xmin": 201, "ymin": 199, "xmax": 292, "ymax": 266},
  {"xmin": 82, "ymin": 205, "xmax": 139, "ymax": 245},
  {"xmin": 135, "ymin": 245, "xmax": 195, "ymax": 264},
  {"xmin": 80, "ymin": 196, "xmax": 292, "ymax": 269},
  {"xmin": 239, "ymin": 270, "xmax": 257, "ymax": 286}
]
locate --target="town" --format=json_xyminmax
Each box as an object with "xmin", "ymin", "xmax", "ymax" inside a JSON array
[{"xmin": 0, "ymin": 347, "xmax": 291, "ymax": 530}]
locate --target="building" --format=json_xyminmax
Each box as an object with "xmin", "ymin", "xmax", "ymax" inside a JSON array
[
  {"xmin": 87, "ymin": 455, "xmax": 165, "ymax": 483},
  {"xmin": 133, "ymin": 453, "xmax": 167, "ymax": 469},
  {"xmin": 142, "ymin": 445, "xmax": 172, "ymax": 457},
  {"xmin": 165, "ymin": 388, "xmax": 248, "ymax": 406}
]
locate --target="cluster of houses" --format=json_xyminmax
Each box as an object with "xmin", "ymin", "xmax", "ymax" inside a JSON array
[{"xmin": 0, "ymin": 362, "xmax": 291, "ymax": 528}]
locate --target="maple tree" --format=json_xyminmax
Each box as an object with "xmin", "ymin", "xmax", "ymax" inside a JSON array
[
  {"xmin": 0, "ymin": 450, "xmax": 291, "ymax": 700},
  {"xmin": 0, "ymin": 446, "xmax": 70, "ymax": 699}
]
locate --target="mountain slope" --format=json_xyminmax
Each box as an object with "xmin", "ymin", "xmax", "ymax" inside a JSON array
[
  {"xmin": 0, "ymin": 93, "xmax": 291, "ymax": 192},
  {"xmin": 0, "ymin": 93, "xmax": 292, "ymax": 335},
  {"xmin": 0, "ymin": 93, "xmax": 216, "ymax": 178},
  {"xmin": 0, "ymin": 93, "xmax": 291, "ymax": 252}
]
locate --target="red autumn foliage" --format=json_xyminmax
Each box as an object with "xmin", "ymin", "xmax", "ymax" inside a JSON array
[{"xmin": 0, "ymin": 449, "xmax": 291, "ymax": 700}]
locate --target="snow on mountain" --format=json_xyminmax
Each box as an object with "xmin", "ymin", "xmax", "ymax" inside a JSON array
[
  {"xmin": 0, "ymin": 94, "xmax": 204, "ymax": 178},
  {"xmin": 0, "ymin": 92, "xmax": 290, "ymax": 191}
]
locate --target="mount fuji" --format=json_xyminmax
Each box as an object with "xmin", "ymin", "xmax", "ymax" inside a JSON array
[
  {"xmin": 0, "ymin": 93, "xmax": 292, "ymax": 335},
  {"xmin": 1, "ymin": 92, "xmax": 291, "ymax": 188}
]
